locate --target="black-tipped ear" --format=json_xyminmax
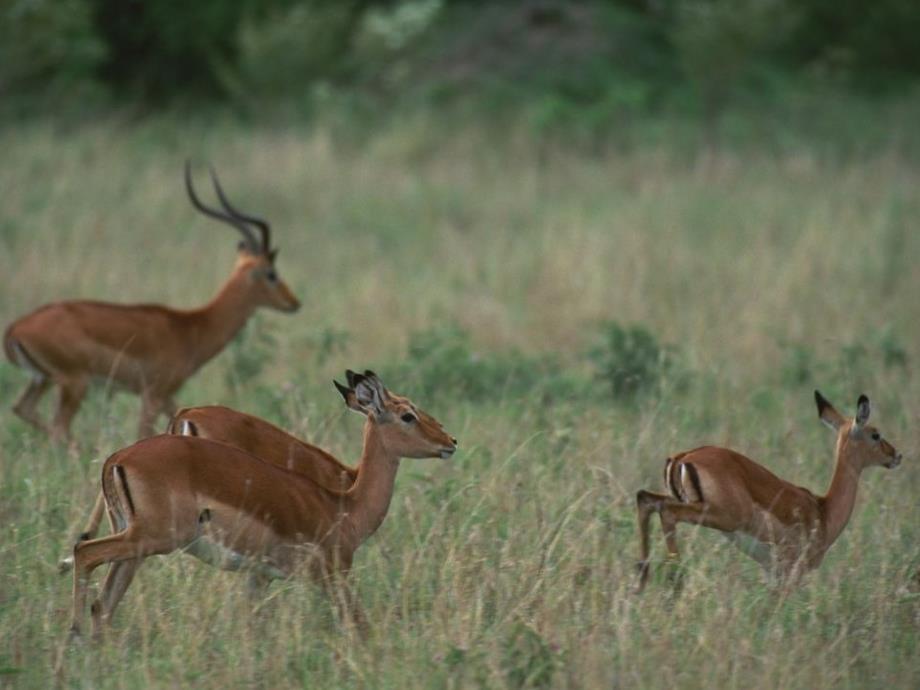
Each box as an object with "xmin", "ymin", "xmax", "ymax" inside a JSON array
[
  {"xmin": 335, "ymin": 379, "xmax": 368, "ymax": 415},
  {"xmin": 364, "ymin": 369, "xmax": 377, "ymax": 379},
  {"xmin": 814, "ymin": 390, "xmax": 831, "ymax": 416},
  {"xmin": 334, "ymin": 380, "xmax": 351, "ymax": 401},
  {"xmin": 855, "ymin": 394, "xmax": 870, "ymax": 426},
  {"xmin": 346, "ymin": 369, "xmax": 359, "ymax": 388},
  {"xmin": 815, "ymin": 389, "xmax": 846, "ymax": 431}
]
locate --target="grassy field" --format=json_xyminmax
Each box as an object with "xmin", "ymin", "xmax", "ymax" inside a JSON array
[{"xmin": 1, "ymin": 112, "xmax": 919, "ymax": 689}]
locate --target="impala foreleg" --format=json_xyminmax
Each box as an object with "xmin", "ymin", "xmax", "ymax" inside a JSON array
[
  {"xmin": 138, "ymin": 394, "xmax": 170, "ymax": 439},
  {"xmin": 316, "ymin": 553, "xmax": 368, "ymax": 638},
  {"xmin": 51, "ymin": 378, "xmax": 88, "ymax": 443}
]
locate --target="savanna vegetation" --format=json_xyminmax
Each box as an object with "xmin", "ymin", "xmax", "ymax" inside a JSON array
[{"xmin": 1, "ymin": 1, "xmax": 919, "ymax": 688}]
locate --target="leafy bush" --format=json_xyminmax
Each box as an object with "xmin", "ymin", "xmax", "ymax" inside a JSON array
[
  {"xmin": 587, "ymin": 321, "xmax": 676, "ymax": 401},
  {"xmin": 387, "ymin": 325, "xmax": 581, "ymax": 403}
]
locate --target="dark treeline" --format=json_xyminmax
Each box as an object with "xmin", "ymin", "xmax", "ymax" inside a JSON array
[{"xmin": 2, "ymin": 0, "xmax": 919, "ymax": 116}]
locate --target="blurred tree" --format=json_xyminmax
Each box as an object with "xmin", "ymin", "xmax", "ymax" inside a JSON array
[
  {"xmin": 788, "ymin": 0, "xmax": 920, "ymax": 87},
  {"xmin": 670, "ymin": 0, "xmax": 796, "ymax": 142},
  {"xmin": 0, "ymin": 0, "xmax": 104, "ymax": 102},
  {"xmin": 88, "ymin": 0, "xmax": 254, "ymax": 101}
]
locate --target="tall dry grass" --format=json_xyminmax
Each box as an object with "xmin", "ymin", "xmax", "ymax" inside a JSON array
[{"xmin": 0, "ymin": 115, "xmax": 918, "ymax": 689}]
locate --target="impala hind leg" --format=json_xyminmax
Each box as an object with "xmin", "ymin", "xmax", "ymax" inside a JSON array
[
  {"xmin": 636, "ymin": 490, "xmax": 669, "ymax": 593},
  {"xmin": 635, "ymin": 491, "xmax": 735, "ymax": 595},
  {"xmin": 59, "ymin": 491, "xmax": 109, "ymax": 573},
  {"xmin": 70, "ymin": 529, "xmax": 178, "ymax": 637},
  {"xmin": 12, "ymin": 376, "xmax": 52, "ymax": 433},
  {"xmin": 90, "ymin": 559, "xmax": 141, "ymax": 638}
]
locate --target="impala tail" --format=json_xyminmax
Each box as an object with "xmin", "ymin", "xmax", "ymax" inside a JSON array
[
  {"xmin": 663, "ymin": 455, "xmax": 705, "ymax": 503},
  {"xmin": 101, "ymin": 462, "xmax": 136, "ymax": 532},
  {"xmin": 165, "ymin": 408, "xmax": 199, "ymax": 437}
]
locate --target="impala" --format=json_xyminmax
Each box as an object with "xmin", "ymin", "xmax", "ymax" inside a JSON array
[
  {"xmin": 69, "ymin": 371, "xmax": 457, "ymax": 638},
  {"xmin": 60, "ymin": 404, "xmax": 358, "ymax": 571},
  {"xmin": 635, "ymin": 391, "xmax": 902, "ymax": 592},
  {"xmin": 4, "ymin": 162, "xmax": 299, "ymax": 442}
]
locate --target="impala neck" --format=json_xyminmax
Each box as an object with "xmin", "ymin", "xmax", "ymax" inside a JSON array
[
  {"xmin": 187, "ymin": 267, "xmax": 258, "ymax": 368},
  {"xmin": 820, "ymin": 434, "xmax": 863, "ymax": 548},
  {"xmin": 344, "ymin": 420, "xmax": 401, "ymax": 542}
]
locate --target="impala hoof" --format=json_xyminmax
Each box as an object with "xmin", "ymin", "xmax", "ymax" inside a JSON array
[{"xmin": 59, "ymin": 555, "xmax": 74, "ymax": 574}]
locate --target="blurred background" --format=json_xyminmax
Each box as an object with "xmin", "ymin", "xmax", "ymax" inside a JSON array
[{"xmin": 2, "ymin": 0, "xmax": 919, "ymax": 147}]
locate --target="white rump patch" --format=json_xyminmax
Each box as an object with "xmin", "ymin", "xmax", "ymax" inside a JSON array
[{"xmin": 12, "ymin": 342, "xmax": 46, "ymax": 381}]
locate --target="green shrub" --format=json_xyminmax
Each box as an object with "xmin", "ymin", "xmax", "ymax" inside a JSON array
[{"xmin": 587, "ymin": 321, "xmax": 676, "ymax": 401}]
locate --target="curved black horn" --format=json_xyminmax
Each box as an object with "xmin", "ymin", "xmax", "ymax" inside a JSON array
[
  {"xmin": 208, "ymin": 165, "xmax": 272, "ymax": 253},
  {"xmin": 185, "ymin": 161, "xmax": 258, "ymax": 251}
]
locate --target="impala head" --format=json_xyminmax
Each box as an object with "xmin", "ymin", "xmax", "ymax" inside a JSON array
[
  {"xmin": 815, "ymin": 390, "xmax": 902, "ymax": 469},
  {"xmin": 185, "ymin": 161, "xmax": 300, "ymax": 313},
  {"xmin": 334, "ymin": 370, "xmax": 458, "ymax": 459}
]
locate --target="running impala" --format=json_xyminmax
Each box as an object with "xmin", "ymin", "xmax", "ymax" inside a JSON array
[
  {"xmin": 4, "ymin": 162, "xmax": 299, "ymax": 442},
  {"xmin": 635, "ymin": 391, "xmax": 902, "ymax": 592},
  {"xmin": 60, "ymin": 404, "xmax": 358, "ymax": 571},
  {"xmin": 69, "ymin": 371, "xmax": 457, "ymax": 638}
]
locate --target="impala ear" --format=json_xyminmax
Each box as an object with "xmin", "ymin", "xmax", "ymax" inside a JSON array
[
  {"xmin": 349, "ymin": 370, "xmax": 387, "ymax": 416},
  {"xmin": 854, "ymin": 394, "xmax": 871, "ymax": 427},
  {"xmin": 815, "ymin": 390, "xmax": 846, "ymax": 431},
  {"xmin": 334, "ymin": 379, "xmax": 367, "ymax": 415},
  {"xmin": 345, "ymin": 369, "xmax": 360, "ymax": 388}
]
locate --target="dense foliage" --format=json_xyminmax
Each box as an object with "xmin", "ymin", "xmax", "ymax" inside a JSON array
[{"xmin": 2, "ymin": 0, "xmax": 918, "ymax": 112}]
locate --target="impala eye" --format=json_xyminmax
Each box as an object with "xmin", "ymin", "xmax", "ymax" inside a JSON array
[
  {"xmin": 265, "ymin": 269, "xmax": 278, "ymax": 282},
  {"xmin": 401, "ymin": 412, "xmax": 416, "ymax": 423},
  {"xmin": 871, "ymin": 432, "xmax": 880, "ymax": 441}
]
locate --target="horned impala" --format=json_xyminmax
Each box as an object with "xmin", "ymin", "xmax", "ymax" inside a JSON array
[
  {"xmin": 60, "ymin": 404, "xmax": 358, "ymax": 571},
  {"xmin": 636, "ymin": 391, "xmax": 902, "ymax": 592},
  {"xmin": 4, "ymin": 162, "xmax": 299, "ymax": 442},
  {"xmin": 69, "ymin": 371, "xmax": 457, "ymax": 638}
]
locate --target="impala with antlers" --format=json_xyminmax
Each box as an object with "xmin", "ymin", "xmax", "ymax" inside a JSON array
[
  {"xmin": 4, "ymin": 162, "xmax": 299, "ymax": 442},
  {"xmin": 635, "ymin": 391, "xmax": 902, "ymax": 592},
  {"xmin": 60, "ymin": 404, "xmax": 358, "ymax": 570},
  {"xmin": 69, "ymin": 371, "xmax": 457, "ymax": 638}
]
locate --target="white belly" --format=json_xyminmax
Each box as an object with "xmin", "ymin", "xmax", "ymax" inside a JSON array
[
  {"xmin": 182, "ymin": 537, "xmax": 286, "ymax": 579},
  {"xmin": 724, "ymin": 531, "xmax": 772, "ymax": 567}
]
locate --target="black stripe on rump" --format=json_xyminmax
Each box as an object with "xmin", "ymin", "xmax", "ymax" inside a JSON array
[
  {"xmin": 684, "ymin": 462, "xmax": 705, "ymax": 503},
  {"xmin": 114, "ymin": 465, "xmax": 136, "ymax": 516}
]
